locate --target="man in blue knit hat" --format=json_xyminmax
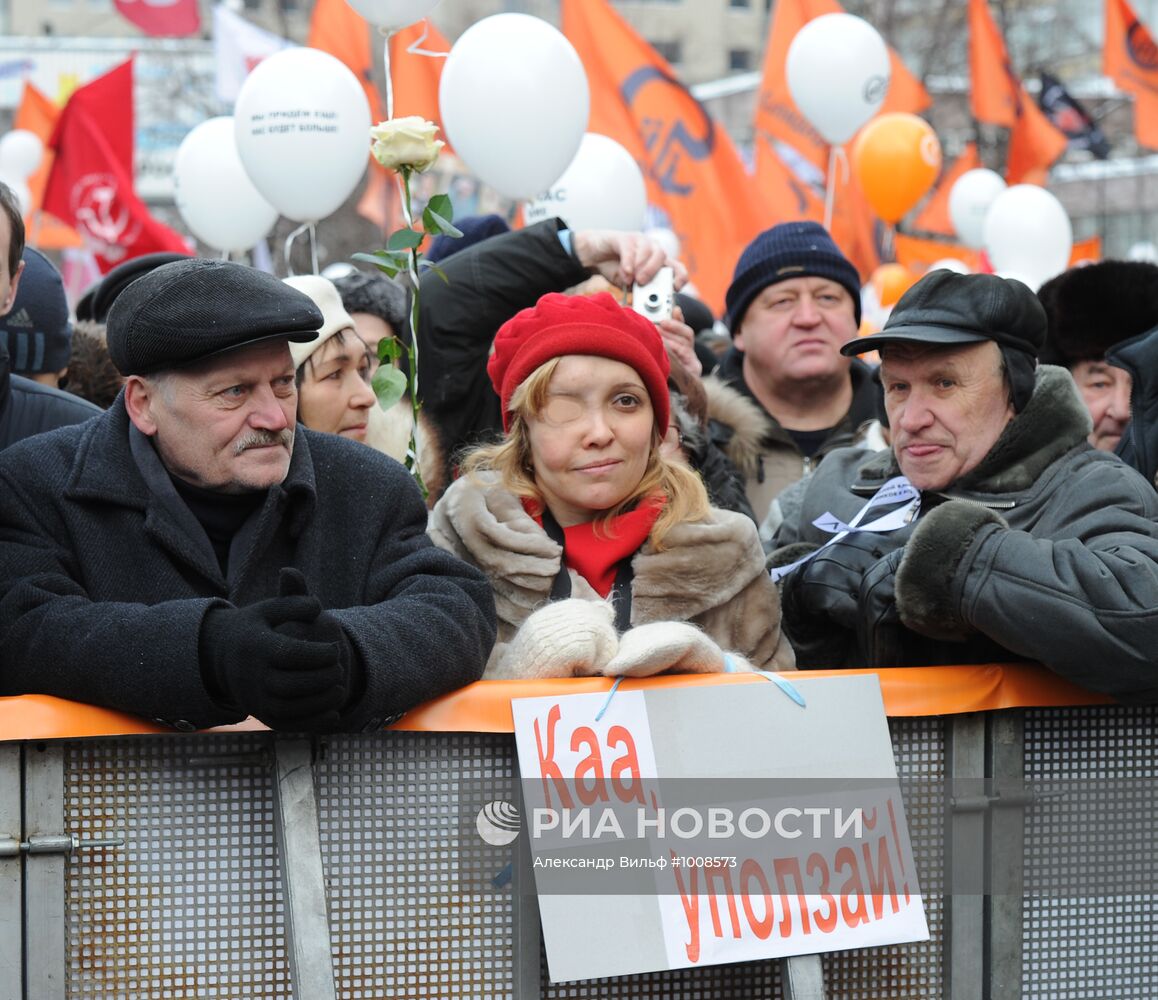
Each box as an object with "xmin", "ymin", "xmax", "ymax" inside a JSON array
[{"xmin": 707, "ymin": 221, "xmax": 879, "ymax": 532}]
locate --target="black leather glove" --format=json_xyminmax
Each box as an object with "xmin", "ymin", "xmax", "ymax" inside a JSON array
[
  {"xmin": 857, "ymin": 547, "xmax": 905, "ymax": 666},
  {"xmin": 779, "ymin": 532, "xmax": 899, "ymax": 667},
  {"xmin": 200, "ymin": 568, "xmax": 354, "ymax": 732}
]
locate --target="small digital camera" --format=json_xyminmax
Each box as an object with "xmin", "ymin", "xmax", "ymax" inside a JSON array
[{"xmin": 631, "ymin": 266, "xmax": 675, "ymax": 324}]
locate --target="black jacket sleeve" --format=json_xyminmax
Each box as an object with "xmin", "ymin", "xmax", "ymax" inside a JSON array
[{"xmin": 416, "ymin": 218, "xmax": 590, "ymax": 459}]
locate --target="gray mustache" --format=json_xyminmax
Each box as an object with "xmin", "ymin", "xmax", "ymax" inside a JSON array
[{"xmin": 234, "ymin": 429, "xmax": 294, "ymax": 455}]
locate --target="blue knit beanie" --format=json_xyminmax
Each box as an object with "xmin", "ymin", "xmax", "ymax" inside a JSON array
[
  {"xmin": 725, "ymin": 221, "xmax": 862, "ymax": 331},
  {"xmin": 1, "ymin": 248, "xmax": 72, "ymax": 374}
]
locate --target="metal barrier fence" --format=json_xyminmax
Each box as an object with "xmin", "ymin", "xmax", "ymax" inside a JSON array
[{"xmin": 0, "ymin": 674, "xmax": 1155, "ymax": 999}]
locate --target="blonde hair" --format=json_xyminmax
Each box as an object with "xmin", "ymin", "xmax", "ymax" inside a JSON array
[{"xmin": 462, "ymin": 358, "xmax": 711, "ymax": 549}]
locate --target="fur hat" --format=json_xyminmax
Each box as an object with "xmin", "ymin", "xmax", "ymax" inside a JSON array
[
  {"xmin": 106, "ymin": 259, "xmax": 321, "ymax": 376},
  {"xmin": 282, "ymin": 275, "xmax": 360, "ymax": 369},
  {"xmin": 725, "ymin": 221, "xmax": 862, "ymax": 331},
  {"xmin": 1037, "ymin": 260, "xmax": 1158, "ymax": 367},
  {"xmin": 488, "ymin": 291, "xmax": 670, "ymax": 434},
  {"xmin": 1, "ymin": 248, "xmax": 71, "ymax": 374}
]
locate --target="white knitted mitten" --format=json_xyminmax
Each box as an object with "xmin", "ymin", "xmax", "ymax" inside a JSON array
[
  {"xmin": 494, "ymin": 599, "xmax": 619, "ymax": 679},
  {"xmin": 603, "ymin": 622, "xmax": 755, "ymax": 677}
]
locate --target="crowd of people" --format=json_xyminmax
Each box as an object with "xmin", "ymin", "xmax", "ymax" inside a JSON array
[{"xmin": 2, "ymin": 176, "xmax": 1158, "ymax": 731}]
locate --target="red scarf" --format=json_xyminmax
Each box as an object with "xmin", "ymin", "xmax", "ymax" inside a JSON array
[{"xmin": 524, "ymin": 496, "xmax": 665, "ymax": 598}]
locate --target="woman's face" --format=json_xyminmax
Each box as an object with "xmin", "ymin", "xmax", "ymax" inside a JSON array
[
  {"xmin": 297, "ymin": 331, "xmax": 376, "ymax": 442},
  {"xmin": 525, "ymin": 355, "xmax": 655, "ymax": 527}
]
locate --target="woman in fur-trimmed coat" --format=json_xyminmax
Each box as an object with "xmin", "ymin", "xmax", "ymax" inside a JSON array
[{"xmin": 429, "ymin": 292, "xmax": 795, "ymax": 680}]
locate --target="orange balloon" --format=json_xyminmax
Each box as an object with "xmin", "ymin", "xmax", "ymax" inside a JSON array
[
  {"xmin": 852, "ymin": 112, "xmax": 942, "ymax": 225},
  {"xmin": 871, "ymin": 263, "xmax": 919, "ymax": 307}
]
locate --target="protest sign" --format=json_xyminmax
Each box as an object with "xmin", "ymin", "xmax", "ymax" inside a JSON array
[{"xmin": 512, "ymin": 675, "xmax": 928, "ymax": 982}]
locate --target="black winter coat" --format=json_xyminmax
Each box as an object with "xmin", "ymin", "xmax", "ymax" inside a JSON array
[
  {"xmin": 0, "ymin": 342, "xmax": 100, "ymax": 451},
  {"xmin": 417, "ymin": 218, "xmax": 588, "ymax": 465},
  {"xmin": 1108, "ymin": 322, "xmax": 1158, "ymax": 488},
  {"xmin": 0, "ymin": 397, "xmax": 497, "ymax": 731}
]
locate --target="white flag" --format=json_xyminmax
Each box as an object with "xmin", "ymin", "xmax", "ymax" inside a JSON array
[{"xmin": 212, "ymin": 4, "xmax": 293, "ymax": 104}]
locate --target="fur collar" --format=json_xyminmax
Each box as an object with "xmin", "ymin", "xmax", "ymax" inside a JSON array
[
  {"xmin": 429, "ymin": 473, "xmax": 766, "ymax": 623},
  {"xmin": 853, "ymin": 364, "xmax": 1092, "ymax": 494},
  {"xmin": 703, "ymin": 374, "xmax": 773, "ymax": 477}
]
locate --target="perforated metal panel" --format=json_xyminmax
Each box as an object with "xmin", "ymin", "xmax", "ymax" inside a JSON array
[
  {"xmin": 53, "ymin": 720, "xmax": 948, "ymax": 998},
  {"xmin": 63, "ymin": 734, "xmax": 289, "ymax": 999},
  {"xmin": 1021, "ymin": 706, "xmax": 1158, "ymax": 1000},
  {"xmin": 316, "ymin": 732, "xmax": 516, "ymax": 999},
  {"xmin": 821, "ymin": 716, "xmax": 946, "ymax": 1000}
]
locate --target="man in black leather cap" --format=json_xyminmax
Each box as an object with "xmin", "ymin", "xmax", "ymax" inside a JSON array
[
  {"xmin": 0, "ymin": 257, "xmax": 496, "ymax": 733},
  {"xmin": 774, "ymin": 270, "xmax": 1158, "ymax": 703}
]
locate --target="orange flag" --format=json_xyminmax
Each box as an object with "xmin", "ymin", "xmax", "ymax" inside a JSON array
[
  {"xmin": 913, "ymin": 143, "xmax": 981, "ymax": 236},
  {"xmin": 307, "ymin": 0, "xmax": 384, "ymax": 123},
  {"xmin": 968, "ymin": 0, "xmax": 1066, "ymax": 182},
  {"xmin": 894, "ymin": 233, "xmax": 980, "ymax": 272},
  {"xmin": 754, "ymin": 0, "xmax": 930, "ymax": 174},
  {"xmin": 561, "ymin": 0, "xmax": 772, "ymax": 313},
  {"xmin": 753, "ymin": 0, "xmax": 929, "ymax": 279},
  {"xmin": 12, "ymin": 81, "xmax": 82, "ymax": 250},
  {"xmin": 1069, "ymin": 236, "xmax": 1101, "ymax": 265},
  {"xmin": 389, "ymin": 20, "xmax": 452, "ymax": 151},
  {"xmin": 1104, "ymin": 0, "xmax": 1158, "ymax": 150}
]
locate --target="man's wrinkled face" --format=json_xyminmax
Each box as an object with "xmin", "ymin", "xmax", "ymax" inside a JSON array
[
  {"xmin": 881, "ymin": 340, "xmax": 1015, "ymax": 491},
  {"xmin": 129, "ymin": 339, "xmax": 298, "ymax": 494},
  {"xmin": 1071, "ymin": 359, "xmax": 1132, "ymax": 452},
  {"xmin": 734, "ymin": 276, "xmax": 857, "ymax": 391}
]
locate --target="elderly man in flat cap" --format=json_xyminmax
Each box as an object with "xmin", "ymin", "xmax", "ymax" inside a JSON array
[
  {"xmin": 0, "ymin": 259, "xmax": 496, "ymax": 733},
  {"xmin": 772, "ymin": 270, "xmax": 1158, "ymax": 701}
]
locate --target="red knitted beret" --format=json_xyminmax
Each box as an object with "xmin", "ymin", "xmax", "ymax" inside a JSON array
[{"xmin": 488, "ymin": 292, "xmax": 671, "ymax": 433}]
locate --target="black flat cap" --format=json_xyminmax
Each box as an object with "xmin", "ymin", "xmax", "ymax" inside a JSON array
[
  {"xmin": 107, "ymin": 259, "xmax": 323, "ymax": 376},
  {"xmin": 842, "ymin": 270, "xmax": 1046, "ymax": 359},
  {"xmin": 78, "ymin": 252, "xmax": 192, "ymax": 323}
]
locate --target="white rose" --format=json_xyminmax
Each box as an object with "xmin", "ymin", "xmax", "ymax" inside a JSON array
[{"xmin": 370, "ymin": 116, "xmax": 445, "ymax": 173}]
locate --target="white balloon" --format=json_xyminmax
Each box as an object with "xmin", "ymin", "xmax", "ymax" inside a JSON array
[
  {"xmin": 949, "ymin": 168, "xmax": 1006, "ymax": 249},
  {"xmin": 786, "ymin": 14, "xmax": 890, "ymax": 146},
  {"xmin": 234, "ymin": 48, "xmax": 371, "ymax": 223},
  {"xmin": 0, "ymin": 130, "xmax": 43, "ymax": 180},
  {"xmin": 995, "ymin": 269, "xmax": 1042, "ymax": 291},
  {"xmin": 983, "ymin": 185, "xmax": 1073, "ymax": 290},
  {"xmin": 344, "ymin": 0, "xmax": 439, "ymax": 29},
  {"xmin": 523, "ymin": 133, "xmax": 645, "ymax": 232},
  {"xmin": 0, "ymin": 172, "xmax": 30, "ymax": 215},
  {"xmin": 440, "ymin": 14, "xmax": 589, "ymax": 201},
  {"xmin": 927, "ymin": 257, "xmax": 972, "ymax": 274},
  {"xmin": 174, "ymin": 117, "xmax": 279, "ymax": 254},
  {"xmin": 1127, "ymin": 241, "xmax": 1158, "ymax": 263}
]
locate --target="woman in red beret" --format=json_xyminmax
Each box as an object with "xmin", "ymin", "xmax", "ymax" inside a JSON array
[{"xmin": 429, "ymin": 291, "xmax": 795, "ymax": 679}]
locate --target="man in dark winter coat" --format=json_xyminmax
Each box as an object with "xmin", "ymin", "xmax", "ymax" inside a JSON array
[
  {"xmin": 0, "ymin": 183, "xmax": 100, "ymax": 448},
  {"xmin": 0, "ymin": 258, "xmax": 497, "ymax": 733},
  {"xmin": 708, "ymin": 221, "xmax": 881, "ymax": 529},
  {"xmin": 775, "ymin": 270, "xmax": 1158, "ymax": 702},
  {"xmin": 1037, "ymin": 259, "xmax": 1158, "ymax": 452}
]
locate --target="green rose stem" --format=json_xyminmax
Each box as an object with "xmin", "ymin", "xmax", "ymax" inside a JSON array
[{"xmin": 396, "ymin": 164, "xmax": 425, "ymax": 497}]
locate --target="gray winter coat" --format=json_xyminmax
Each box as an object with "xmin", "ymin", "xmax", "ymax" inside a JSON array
[
  {"xmin": 774, "ymin": 365, "xmax": 1158, "ymax": 701},
  {"xmin": 0, "ymin": 396, "xmax": 497, "ymax": 730}
]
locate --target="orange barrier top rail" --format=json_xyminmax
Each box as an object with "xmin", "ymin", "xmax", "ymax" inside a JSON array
[{"xmin": 0, "ymin": 664, "xmax": 1113, "ymax": 742}]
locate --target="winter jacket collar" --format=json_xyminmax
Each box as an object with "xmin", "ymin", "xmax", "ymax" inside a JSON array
[
  {"xmin": 63, "ymin": 394, "xmax": 319, "ymax": 584},
  {"xmin": 849, "ymin": 364, "xmax": 1092, "ymax": 495},
  {"xmin": 716, "ymin": 347, "xmax": 879, "ymax": 446},
  {"xmin": 432, "ymin": 472, "xmax": 766, "ymax": 625}
]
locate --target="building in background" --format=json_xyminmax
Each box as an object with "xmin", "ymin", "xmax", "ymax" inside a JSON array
[{"xmin": 1, "ymin": 0, "xmax": 1157, "ymax": 263}]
